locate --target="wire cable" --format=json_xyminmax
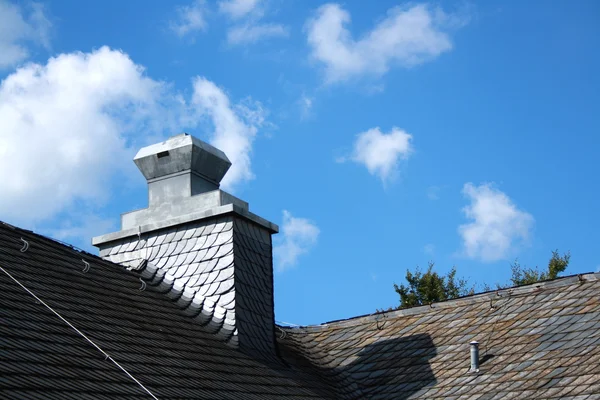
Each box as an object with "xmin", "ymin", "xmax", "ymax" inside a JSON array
[{"xmin": 0, "ymin": 265, "xmax": 159, "ymax": 400}]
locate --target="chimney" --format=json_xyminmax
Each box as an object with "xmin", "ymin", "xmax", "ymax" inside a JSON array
[{"xmin": 93, "ymin": 133, "xmax": 278, "ymax": 357}]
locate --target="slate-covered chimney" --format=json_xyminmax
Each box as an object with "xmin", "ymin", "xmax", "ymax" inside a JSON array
[{"xmin": 93, "ymin": 133, "xmax": 278, "ymax": 356}]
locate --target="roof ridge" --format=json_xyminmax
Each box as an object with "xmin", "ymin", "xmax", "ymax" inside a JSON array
[
  {"xmin": 284, "ymin": 271, "xmax": 600, "ymax": 332},
  {"xmin": 0, "ymin": 220, "xmax": 119, "ymax": 269}
]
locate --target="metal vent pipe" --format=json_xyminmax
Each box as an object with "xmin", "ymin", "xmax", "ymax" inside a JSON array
[{"xmin": 469, "ymin": 341, "xmax": 480, "ymax": 372}]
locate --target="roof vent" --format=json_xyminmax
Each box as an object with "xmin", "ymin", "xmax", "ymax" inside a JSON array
[
  {"xmin": 134, "ymin": 133, "xmax": 232, "ymax": 207},
  {"xmin": 469, "ymin": 341, "xmax": 480, "ymax": 373}
]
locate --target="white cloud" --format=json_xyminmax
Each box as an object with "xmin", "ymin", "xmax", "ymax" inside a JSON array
[
  {"xmin": 0, "ymin": 47, "xmax": 173, "ymax": 224},
  {"xmin": 219, "ymin": 0, "xmax": 288, "ymax": 45},
  {"xmin": 0, "ymin": 0, "xmax": 51, "ymax": 69},
  {"xmin": 423, "ymin": 243, "xmax": 435, "ymax": 256},
  {"xmin": 427, "ymin": 185, "xmax": 441, "ymax": 200},
  {"xmin": 227, "ymin": 22, "xmax": 288, "ymax": 45},
  {"xmin": 170, "ymin": 0, "xmax": 207, "ymax": 38},
  {"xmin": 0, "ymin": 46, "xmax": 267, "ymax": 227},
  {"xmin": 305, "ymin": 3, "xmax": 461, "ymax": 83},
  {"xmin": 459, "ymin": 183, "xmax": 534, "ymax": 262},
  {"xmin": 299, "ymin": 94, "xmax": 313, "ymax": 118},
  {"xmin": 344, "ymin": 127, "xmax": 413, "ymax": 183},
  {"xmin": 191, "ymin": 78, "xmax": 267, "ymax": 190},
  {"xmin": 274, "ymin": 210, "xmax": 320, "ymax": 271},
  {"xmin": 218, "ymin": 0, "xmax": 261, "ymax": 20}
]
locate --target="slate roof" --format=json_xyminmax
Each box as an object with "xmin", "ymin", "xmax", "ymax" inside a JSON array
[
  {"xmin": 0, "ymin": 221, "xmax": 333, "ymax": 399},
  {"xmin": 1, "ymin": 220, "xmax": 600, "ymax": 399},
  {"xmin": 279, "ymin": 273, "xmax": 600, "ymax": 399}
]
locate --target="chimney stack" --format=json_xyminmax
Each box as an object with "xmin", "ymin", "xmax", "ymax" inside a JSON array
[{"xmin": 93, "ymin": 133, "xmax": 278, "ymax": 356}]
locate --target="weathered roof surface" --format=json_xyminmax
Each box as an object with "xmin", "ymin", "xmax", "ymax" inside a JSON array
[
  {"xmin": 0, "ymin": 221, "xmax": 334, "ymax": 399},
  {"xmin": 279, "ymin": 272, "xmax": 600, "ymax": 399},
  {"xmin": 1, "ymin": 219, "xmax": 599, "ymax": 399}
]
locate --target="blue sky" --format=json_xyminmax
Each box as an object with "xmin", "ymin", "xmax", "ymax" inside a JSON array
[{"xmin": 1, "ymin": 0, "xmax": 599, "ymax": 325}]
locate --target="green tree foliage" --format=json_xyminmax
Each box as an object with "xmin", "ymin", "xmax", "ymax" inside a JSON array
[
  {"xmin": 393, "ymin": 262, "xmax": 473, "ymax": 309},
  {"xmin": 392, "ymin": 250, "xmax": 571, "ymax": 310},
  {"xmin": 510, "ymin": 250, "xmax": 570, "ymax": 286}
]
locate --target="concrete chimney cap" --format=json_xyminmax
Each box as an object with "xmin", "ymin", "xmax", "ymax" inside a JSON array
[{"xmin": 134, "ymin": 133, "xmax": 231, "ymax": 185}]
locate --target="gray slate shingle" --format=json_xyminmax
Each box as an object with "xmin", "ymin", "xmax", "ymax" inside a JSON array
[
  {"xmin": 0, "ymin": 222, "xmax": 334, "ymax": 399},
  {"xmin": 1, "ymin": 220, "xmax": 599, "ymax": 399},
  {"xmin": 278, "ymin": 272, "xmax": 600, "ymax": 399}
]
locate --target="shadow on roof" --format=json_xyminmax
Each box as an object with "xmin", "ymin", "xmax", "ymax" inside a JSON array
[
  {"xmin": 280, "ymin": 333, "xmax": 438, "ymax": 399},
  {"xmin": 339, "ymin": 333, "xmax": 437, "ymax": 398}
]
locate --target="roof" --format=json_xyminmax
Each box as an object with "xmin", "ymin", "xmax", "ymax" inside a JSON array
[
  {"xmin": 279, "ymin": 274, "xmax": 600, "ymax": 399},
  {"xmin": 0, "ymin": 222, "xmax": 333, "ymax": 399},
  {"xmin": 1, "ymin": 220, "xmax": 599, "ymax": 399}
]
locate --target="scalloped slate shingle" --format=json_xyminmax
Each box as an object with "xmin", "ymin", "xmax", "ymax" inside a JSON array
[{"xmin": 98, "ymin": 215, "xmax": 276, "ymax": 356}]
